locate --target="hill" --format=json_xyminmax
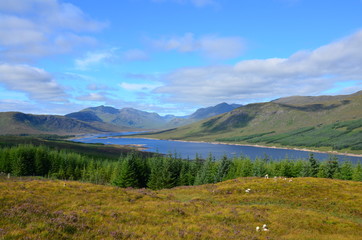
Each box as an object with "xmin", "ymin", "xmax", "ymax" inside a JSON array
[
  {"xmin": 66, "ymin": 103, "xmax": 241, "ymax": 130},
  {"xmin": 0, "ymin": 112, "xmax": 126, "ymax": 135},
  {"xmin": 0, "ymin": 176, "xmax": 361, "ymax": 239},
  {"xmin": 141, "ymin": 91, "xmax": 362, "ymax": 154}
]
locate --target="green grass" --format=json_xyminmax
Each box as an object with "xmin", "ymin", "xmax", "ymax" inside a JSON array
[{"xmin": 0, "ymin": 176, "xmax": 361, "ymax": 239}]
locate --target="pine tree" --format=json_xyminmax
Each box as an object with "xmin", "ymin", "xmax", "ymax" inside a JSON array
[
  {"xmin": 194, "ymin": 155, "xmax": 217, "ymax": 185},
  {"xmin": 352, "ymin": 163, "xmax": 362, "ymax": 181},
  {"xmin": 253, "ymin": 158, "xmax": 267, "ymax": 177},
  {"xmin": 326, "ymin": 156, "xmax": 339, "ymax": 178},
  {"xmin": 339, "ymin": 161, "xmax": 353, "ymax": 180},
  {"xmin": 35, "ymin": 147, "xmax": 49, "ymax": 176},
  {"xmin": 113, "ymin": 156, "xmax": 139, "ymax": 188},
  {"xmin": 178, "ymin": 162, "xmax": 193, "ymax": 186},
  {"xmin": 308, "ymin": 153, "xmax": 319, "ymax": 177},
  {"xmin": 217, "ymin": 155, "xmax": 232, "ymax": 181},
  {"xmin": 317, "ymin": 162, "xmax": 328, "ymax": 178}
]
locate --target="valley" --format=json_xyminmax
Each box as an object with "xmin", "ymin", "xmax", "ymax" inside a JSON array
[{"xmin": 137, "ymin": 91, "xmax": 362, "ymax": 155}]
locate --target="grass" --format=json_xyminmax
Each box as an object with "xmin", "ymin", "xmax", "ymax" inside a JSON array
[{"xmin": 1, "ymin": 176, "xmax": 361, "ymax": 239}]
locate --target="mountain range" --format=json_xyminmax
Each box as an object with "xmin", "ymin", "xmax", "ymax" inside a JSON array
[
  {"xmin": 1, "ymin": 90, "xmax": 361, "ymax": 154},
  {"xmin": 0, "ymin": 103, "xmax": 241, "ymax": 135},
  {"xmin": 65, "ymin": 102, "xmax": 242, "ymax": 130}
]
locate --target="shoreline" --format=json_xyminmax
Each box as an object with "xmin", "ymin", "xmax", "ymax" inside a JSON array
[{"xmin": 121, "ymin": 136, "xmax": 362, "ymax": 158}]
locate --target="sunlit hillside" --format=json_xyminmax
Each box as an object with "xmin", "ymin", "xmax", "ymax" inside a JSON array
[{"xmin": 1, "ymin": 176, "xmax": 361, "ymax": 239}]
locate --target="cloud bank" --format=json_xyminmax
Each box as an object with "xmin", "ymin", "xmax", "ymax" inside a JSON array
[
  {"xmin": 152, "ymin": 33, "xmax": 245, "ymax": 60},
  {"xmin": 154, "ymin": 30, "xmax": 362, "ymax": 105},
  {"xmin": 0, "ymin": 64, "xmax": 67, "ymax": 101},
  {"xmin": 152, "ymin": 0, "xmax": 216, "ymax": 7},
  {"xmin": 0, "ymin": 0, "xmax": 107, "ymax": 104},
  {"xmin": 0, "ymin": 0, "xmax": 107, "ymax": 62}
]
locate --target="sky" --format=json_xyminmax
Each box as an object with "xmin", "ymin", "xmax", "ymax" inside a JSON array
[{"xmin": 0, "ymin": 0, "xmax": 362, "ymax": 116}]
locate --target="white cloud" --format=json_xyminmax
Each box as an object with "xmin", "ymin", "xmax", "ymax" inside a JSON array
[
  {"xmin": 42, "ymin": 1, "xmax": 107, "ymax": 32},
  {"xmin": 0, "ymin": 64, "xmax": 67, "ymax": 101},
  {"xmin": 0, "ymin": 15, "xmax": 44, "ymax": 46},
  {"xmin": 75, "ymin": 51, "xmax": 115, "ymax": 70},
  {"xmin": 120, "ymin": 82, "xmax": 163, "ymax": 91},
  {"xmin": 0, "ymin": 0, "xmax": 106, "ymax": 63},
  {"xmin": 152, "ymin": 0, "xmax": 216, "ymax": 7},
  {"xmin": 154, "ymin": 30, "xmax": 362, "ymax": 105},
  {"xmin": 75, "ymin": 48, "xmax": 148, "ymax": 70},
  {"xmin": 152, "ymin": 33, "xmax": 245, "ymax": 59},
  {"xmin": 76, "ymin": 93, "xmax": 106, "ymax": 101},
  {"xmin": 87, "ymin": 84, "xmax": 113, "ymax": 91}
]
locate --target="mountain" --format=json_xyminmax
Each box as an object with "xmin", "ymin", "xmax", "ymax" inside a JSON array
[
  {"xmin": 67, "ymin": 106, "xmax": 168, "ymax": 129},
  {"xmin": 66, "ymin": 103, "xmax": 241, "ymax": 130},
  {"xmin": 0, "ymin": 112, "xmax": 126, "ymax": 135},
  {"xmin": 189, "ymin": 102, "xmax": 242, "ymax": 119},
  {"xmin": 141, "ymin": 91, "xmax": 362, "ymax": 153},
  {"xmin": 114, "ymin": 108, "xmax": 167, "ymax": 129}
]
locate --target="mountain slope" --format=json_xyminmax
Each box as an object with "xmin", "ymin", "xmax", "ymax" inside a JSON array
[
  {"xmin": 0, "ymin": 112, "xmax": 125, "ymax": 135},
  {"xmin": 1, "ymin": 177, "xmax": 361, "ymax": 239},
  {"xmin": 189, "ymin": 102, "xmax": 242, "ymax": 119},
  {"xmin": 141, "ymin": 91, "xmax": 362, "ymax": 153}
]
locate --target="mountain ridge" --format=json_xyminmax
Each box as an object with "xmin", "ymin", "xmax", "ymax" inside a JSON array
[{"xmin": 65, "ymin": 102, "xmax": 241, "ymax": 130}]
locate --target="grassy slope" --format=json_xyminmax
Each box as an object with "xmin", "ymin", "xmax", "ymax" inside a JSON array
[
  {"xmin": 0, "ymin": 177, "xmax": 361, "ymax": 239},
  {"xmin": 140, "ymin": 93, "xmax": 362, "ymax": 154}
]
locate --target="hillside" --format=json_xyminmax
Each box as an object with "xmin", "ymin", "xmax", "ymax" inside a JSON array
[
  {"xmin": 66, "ymin": 103, "xmax": 241, "ymax": 130},
  {"xmin": 0, "ymin": 112, "xmax": 126, "ymax": 135},
  {"xmin": 141, "ymin": 91, "xmax": 362, "ymax": 153},
  {"xmin": 1, "ymin": 176, "xmax": 361, "ymax": 239}
]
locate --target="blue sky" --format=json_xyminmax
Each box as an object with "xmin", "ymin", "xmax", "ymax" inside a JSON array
[{"xmin": 0, "ymin": 0, "xmax": 361, "ymax": 115}]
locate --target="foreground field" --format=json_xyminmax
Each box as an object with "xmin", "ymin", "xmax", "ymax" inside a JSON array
[{"xmin": 0, "ymin": 177, "xmax": 361, "ymax": 239}]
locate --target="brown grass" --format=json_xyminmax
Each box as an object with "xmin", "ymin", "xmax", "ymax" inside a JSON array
[{"xmin": 0, "ymin": 176, "xmax": 361, "ymax": 239}]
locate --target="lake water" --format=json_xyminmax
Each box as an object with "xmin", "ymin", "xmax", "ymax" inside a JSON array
[{"xmin": 71, "ymin": 132, "xmax": 362, "ymax": 163}]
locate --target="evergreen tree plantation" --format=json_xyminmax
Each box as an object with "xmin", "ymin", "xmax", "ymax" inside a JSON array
[{"xmin": 1, "ymin": 144, "xmax": 361, "ymax": 189}]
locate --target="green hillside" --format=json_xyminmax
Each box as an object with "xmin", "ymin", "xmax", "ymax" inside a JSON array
[
  {"xmin": 1, "ymin": 176, "xmax": 361, "ymax": 239},
  {"xmin": 0, "ymin": 112, "xmax": 126, "ymax": 135},
  {"xmin": 139, "ymin": 91, "xmax": 362, "ymax": 154}
]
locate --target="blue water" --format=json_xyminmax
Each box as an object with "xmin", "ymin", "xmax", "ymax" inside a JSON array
[{"xmin": 71, "ymin": 132, "xmax": 362, "ymax": 163}]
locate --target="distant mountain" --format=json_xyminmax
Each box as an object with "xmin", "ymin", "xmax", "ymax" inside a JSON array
[
  {"xmin": 113, "ymin": 108, "xmax": 167, "ymax": 129},
  {"xmin": 141, "ymin": 91, "xmax": 362, "ymax": 153},
  {"xmin": 66, "ymin": 106, "xmax": 168, "ymax": 129},
  {"xmin": 189, "ymin": 102, "xmax": 242, "ymax": 119},
  {"xmin": 66, "ymin": 103, "xmax": 241, "ymax": 130},
  {"xmin": 0, "ymin": 112, "xmax": 126, "ymax": 135}
]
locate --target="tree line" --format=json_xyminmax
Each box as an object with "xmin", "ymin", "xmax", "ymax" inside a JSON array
[{"xmin": 0, "ymin": 144, "xmax": 361, "ymax": 189}]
